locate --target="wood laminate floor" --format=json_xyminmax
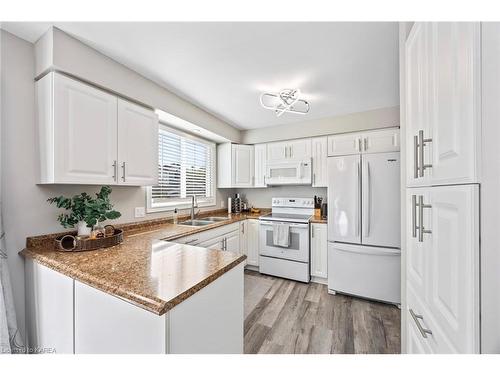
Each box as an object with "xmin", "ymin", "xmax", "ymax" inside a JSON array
[{"xmin": 244, "ymin": 270, "xmax": 401, "ymax": 354}]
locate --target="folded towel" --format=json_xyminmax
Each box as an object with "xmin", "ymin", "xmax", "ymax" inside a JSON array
[{"xmin": 272, "ymin": 223, "xmax": 290, "ymax": 247}]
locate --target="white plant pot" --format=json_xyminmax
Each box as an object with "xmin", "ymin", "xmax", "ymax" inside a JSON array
[{"xmin": 77, "ymin": 221, "xmax": 91, "ymax": 237}]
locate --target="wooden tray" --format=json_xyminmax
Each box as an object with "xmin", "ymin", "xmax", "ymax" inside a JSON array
[{"xmin": 54, "ymin": 225, "xmax": 123, "ymax": 252}]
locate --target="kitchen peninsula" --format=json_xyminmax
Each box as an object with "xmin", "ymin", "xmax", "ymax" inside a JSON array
[{"xmin": 21, "ymin": 214, "xmax": 251, "ymax": 354}]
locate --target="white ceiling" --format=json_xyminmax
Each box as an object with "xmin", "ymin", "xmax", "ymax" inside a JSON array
[{"xmin": 2, "ymin": 22, "xmax": 399, "ymax": 130}]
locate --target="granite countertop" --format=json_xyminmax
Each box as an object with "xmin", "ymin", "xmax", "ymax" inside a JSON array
[
  {"xmin": 20, "ymin": 209, "xmax": 269, "ymax": 316},
  {"xmin": 310, "ymin": 213, "xmax": 327, "ymax": 224}
]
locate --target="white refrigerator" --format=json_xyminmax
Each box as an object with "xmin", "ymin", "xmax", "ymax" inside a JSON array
[{"xmin": 327, "ymin": 151, "xmax": 401, "ymax": 304}]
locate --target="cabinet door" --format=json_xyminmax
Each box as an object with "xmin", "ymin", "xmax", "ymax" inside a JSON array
[
  {"xmin": 425, "ymin": 185, "xmax": 480, "ymax": 353},
  {"xmin": 246, "ymin": 219, "xmax": 260, "ymax": 267},
  {"xmin": 225, "ymin": 231, "xmax": 240, "ymax": 254},
  {"xmin": 53, "ymin": 73, "xmax": 118, "ymax": 184},
  {"xmin": 405, "ymin": 23, "xmax": 431, "ymax": 186},
  {"xmin": 311, "ymin": 137, "xmax": 328, "ymax": 187},
  {"xmin": 254, "ymin": 144, "xmax": 267, "ymax": 187},
  {"xmin": 117, "ymin": 99, "xmax": 159, "ymax": 186},
  {"xmin": 232, "ymin": 144, "xmax": 254, "ymax": 187},
  {"xmin": 327, "ymin": 133, "xmax": 361, "ymax": 156},
  {"xmin": 428, "ymin": 23, "xmax": 480, "ymax": 185},
  {"xmin": 310, "ymin": 223, "xmax": 328, "ymax": 279},
  {"xmin": 362, "ymin": 129, "xmax": 400, "ymax": 154},
  {"xmin": 267, "ymin": 141, "xmax": 287, "ymax": 161},
  {"xmin": 288, "ymin": 138, "xmax": 311, "ymax": 160}
]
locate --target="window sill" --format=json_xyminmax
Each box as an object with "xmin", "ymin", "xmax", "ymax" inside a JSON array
[{"xmin": 146, "ymin": 200, "xmax": 216, "ymax": 214}]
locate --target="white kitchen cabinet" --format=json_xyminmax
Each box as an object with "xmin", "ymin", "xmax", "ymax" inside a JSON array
[
  {"xmin": 327, "ymin": 133, "xmax": 361, "ymax": 156},
  {"xmin": 406, "ymin": 185, "xmax": 480, "ymax": 353},
  {"xmin": 267, "ymin": 138, "xmax": 311, "ymax": 162},
  {"xmin": 225, "ymin": 230, "xmax": 241, "ymax": 254},
  {"xmin": 38, "ymin": 72, "xmax": 118, "ymax": 184},
  {"xmin": 239, "ymin": 220, "xmax": 248, "ymax": 262},
  {"xmin": 246, "ymin": 219, "xmax": 260, "ymax": 267},
  {"xmin": 405, "ymin": 22, "xmax": 480, "ymax": 187},
  {"xmin": 328, "ymin": 128, "xmax": 399, "ymax": 157},
  {"xmin": 217, "ymin": 143, "xmax": 255, "ymax": 188},
  {"xmin": 363, "ymin": 128, "xmax": 400, "ymax": 154},
  {"xmin": 310, "ymin": 223, "xmax": 327, "ymax": 281},
  {"xmin": 36, "ymin": 72, "xmax": 158, "ymax": 186},
  {"xmin": 117, "ymin": 99, "xmax": 159, "ymax": 185},
  {"xmin": 254, "ymin": 143, "xmax": 267, "ymax": 187},
  {"xmin": 311, "ymin": 137, "xmax": 328, "ymax": 187}
]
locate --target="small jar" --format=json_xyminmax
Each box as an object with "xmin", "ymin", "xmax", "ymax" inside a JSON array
[{"xmin": 91, "ymin": 221, "xmax": 105, "ymax": 239}]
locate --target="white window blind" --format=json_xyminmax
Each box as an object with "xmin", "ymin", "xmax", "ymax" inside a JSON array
[{"xmin": 148, "ymin": 125, "xmax": 216, "ymax": 212}]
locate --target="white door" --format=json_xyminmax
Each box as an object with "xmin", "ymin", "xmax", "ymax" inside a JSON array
[
  {"xmin": 287, "ymin": 138, "xmax": 311, "ymax": 160},
  {"xmin": 361, "ymin": 152, "xmax": 401, "ymax": 248},
  {"xmin": 405, "ymin": 22, "xmax": 431, "ymax": 186},
  {"xmin": 425, "ymin": 184, "xmax": 480, "ymax": 353},
  {"xmin": 428, "ymin": 22, "xmax": 480, "ymax": 185},
  {"xmin": 311, "ymin": 137, "xmax": 328, "ymax": 187},
  {"xmin": 406, "ymin": 188, "xmax": 428, "ymax": 301},
  {"xmin": 254, "ymin": 144, "xmax": 267, "ymax": 187},
  {"xmin": 327, "ymin": 155, "xmax": 361, "ymax": 244},
  {"xmin": 362, "ymin": 129, "xmax": 400, "ymax": 154},
  {"xmin": 53, "ymin": 73, "xmax": 118, "ymax": 184},
  {"xmin": 267, "ymin": 141, "xmax": 287, "ymax": 161},
  {"xmin": 117, "ymin": 99, "xmax": 159, "ymax": 186},
  {"xmin": 232, "ymin": 144, "xmax": 254, "ymax": 187},
  {"xmin": 225, "ymin": 231, "xmax": 240, "ymax": 254},
  {"xmin": 327, "ymin": 133, "xmax": 361, "ymax": 156},
  {"xmin": 310, "ymin": 223, "xmax": 328, "ymax": 279},
  {"xmin": 246, "ymin": 220, "xmax": 260, "ymax": 267}
]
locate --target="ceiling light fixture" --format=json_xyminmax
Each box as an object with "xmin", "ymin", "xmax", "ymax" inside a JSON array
[{"xmin": 260, "ymin": 89, "xmax": 310, "ymax": 117}]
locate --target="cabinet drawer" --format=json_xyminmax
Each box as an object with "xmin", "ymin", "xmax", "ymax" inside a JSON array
[{"xmin": 173, "ymin": 222, "xmax": 240, "ymax": 246}]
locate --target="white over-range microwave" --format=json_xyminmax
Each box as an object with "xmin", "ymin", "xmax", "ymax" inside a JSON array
[{"xmin": 265, "ymin": 159, "xmax": 312, "ymax": 185}]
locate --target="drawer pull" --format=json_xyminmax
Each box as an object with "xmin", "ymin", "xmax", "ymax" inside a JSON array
[{"xmin": 410, "ymin": 308, "xmax": 432, "ymax": 338}]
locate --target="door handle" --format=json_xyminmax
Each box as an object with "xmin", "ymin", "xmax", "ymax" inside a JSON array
[
  {"xmin": 112, "ymin": 160, "xmax": 117, "ymax": 181},
  {"xmin": 356, "ymin": 160, "xmax": 361, "ymax": 237},
  {"xmin": 364, "ymin": 161, "xmax": 371, "ymax": 237},
  {"xmin": 363, "ymin": 138, "xmax": 368, "ymax": 151},
  {"xmin": 418, "ymin": 130, "xmax": 433, "ymax": 178},
  {"xmin": 418, "ymin": 195, "xmax": 432, "ymax": 242},
  {"xmin": 121, "ymin": 162, "xmax": 126, "ymax": 182},
  {"xmin": 414, "ymin": 135, "xmax": 419, "ymax": 179},
  {"xmin": 411, "ymin": 195, "xmax": 418, "ymax": 238},
  {"xmin": 358, "ymin": 138, "xmax": 362, "ymax": 152},
  {"xmin": 410, "ymin": 308, "xmax": 433, "ymax": 338}
]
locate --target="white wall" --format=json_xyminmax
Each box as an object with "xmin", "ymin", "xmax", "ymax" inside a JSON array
[
  {"xmin": 0, "ymin": 30, "xmax": 232, "ymax": 343},
  {"xmin": 242, "ymin": 106, "xmax": 399, "ymax": 144},
  {"xmin": 232, "ymin": 186, "xmax": 327, "ymax": 209},
  {"xmin": 37, "ymin": 27, "xmax": 241, "ymax": 143}
]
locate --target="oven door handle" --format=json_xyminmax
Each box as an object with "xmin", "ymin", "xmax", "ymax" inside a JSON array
[{"xmin": 259, "ymin": 221, "xmax": 309, "ymax": 228}]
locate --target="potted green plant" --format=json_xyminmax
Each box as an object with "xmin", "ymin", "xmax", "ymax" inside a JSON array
[{"xmin": 48, "ymin": 186, "xmax": 122, "ymax": 236}]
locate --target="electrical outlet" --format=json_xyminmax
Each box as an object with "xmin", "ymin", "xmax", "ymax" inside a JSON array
[{"xmin": 135, "ymin": 207, "xmax": 146, "ymax": 218}]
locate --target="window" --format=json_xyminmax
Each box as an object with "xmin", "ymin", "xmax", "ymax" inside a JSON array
[{"xmin": 147, "ymin": 124, "xmax": 216, "ymax": 212}]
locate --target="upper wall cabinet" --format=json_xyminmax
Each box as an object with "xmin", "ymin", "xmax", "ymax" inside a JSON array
[
  {"xmin": 327, "ymin": 128, "xmax": 400, "ymax": 156},
  {"xmin": 254, "ymin": 144, "xmax": 267, "ymax": 188},
  {"xmin": 217, "ymin": 143, "xmax": 255, "ymax": 188},
  {"xmin": 405, "ymin": 22, "xmax": 480, "ymax": 187},
  {"xmin": 267, "ymin": 138, "xmax": 311, "ymax": 162},
  {"xmin": 36, "ymin": 72, "xmax": 159, "ymax": 186},
  {"xmin": 311, "ymin": 137, "xmax": 328, "ymax": 187}
]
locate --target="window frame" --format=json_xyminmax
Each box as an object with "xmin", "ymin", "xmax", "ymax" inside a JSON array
[{"xmin": 146, "ymin": 123, "xmax": 217, "ymax": 213}]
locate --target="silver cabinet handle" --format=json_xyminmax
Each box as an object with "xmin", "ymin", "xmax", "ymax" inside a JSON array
[
  {"xmin": 313, "ymin": 173, "xmax": 316, "ymax": 185},
  {"xmin": 185, "ymin": 238, "xmax": 198, "ymax": 244},
  {"xmin": 112, "ymin": 160, "xmax": 117, "ymax": 181},
  {"xmin": 290, "ymin": 146, "xmax": 293, "ymax": 158},
  {"xmin": 121, "ymin": 162, "xmax": 126, "ymax": 182},
  {"xmin": 223, "ymin": 237, "xmax": 227, "ymax": 251},
  {"xmin": 411, "ymin": 195, "xmax": 418, "ymax": 238},
  {"xmin": 363, "ymin": 138, "xmax": 368, "ymax": 151},
  {"xmin": 284, "ymin": 146, "xmax": 288, "ymax": 158},
  {"xmin": 414, "ymin": 135, "xmax": 419, "ymax": 178},
  {"xmin": 242, "ymin": 223, "xmax": 245, "ymax": 234},
  {"xmin": 358, "ymin": 138, "xmax": 362, "ymax": 152},
  {"xmin": 410, "ymin": 308, "xmax": 432, "ymax": 338},
  {"xmin": 418, "ymin": 195, "xmax": 432, "ymax": 242},
  {"xmin": 311, "ymin": 225, "xmax": 315, "ymax": 238},
  {"xmin": 418, "ymin": 130, "xmax": 433, "ymax": 178}
]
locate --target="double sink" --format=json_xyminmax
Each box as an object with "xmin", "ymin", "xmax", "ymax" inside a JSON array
[{"xmin": 179, "ymin": 217, "xmax": 229, "ymax": 227}]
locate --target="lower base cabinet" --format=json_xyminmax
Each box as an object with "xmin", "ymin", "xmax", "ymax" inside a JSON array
[
  {"xmin": 310, "ymin": 223, "xmax": 328, "ymax": 282},
  {"xmin": 26, "ymin": 259, "xmax": 244, "ymax": 354},
  {"xmin": 246, "ymin": 219, "xmax": 260, "ymax": 267}
]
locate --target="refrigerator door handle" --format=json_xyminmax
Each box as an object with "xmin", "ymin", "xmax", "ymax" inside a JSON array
[
  {"xmin": 412, "ymin": 194, "xmax": 418, "ymax": 238},
  {"xmin": 365, "ymin": 160, "xmax": 371, "ymax": 237},
  {"xmin": 356, "ymin": 160, "xmax": 361, "ymax": 237}
]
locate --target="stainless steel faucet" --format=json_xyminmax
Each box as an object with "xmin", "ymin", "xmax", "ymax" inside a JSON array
[{"xmin": 190, "ymin": 195, "xmax": 198, "ymax": 220}]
